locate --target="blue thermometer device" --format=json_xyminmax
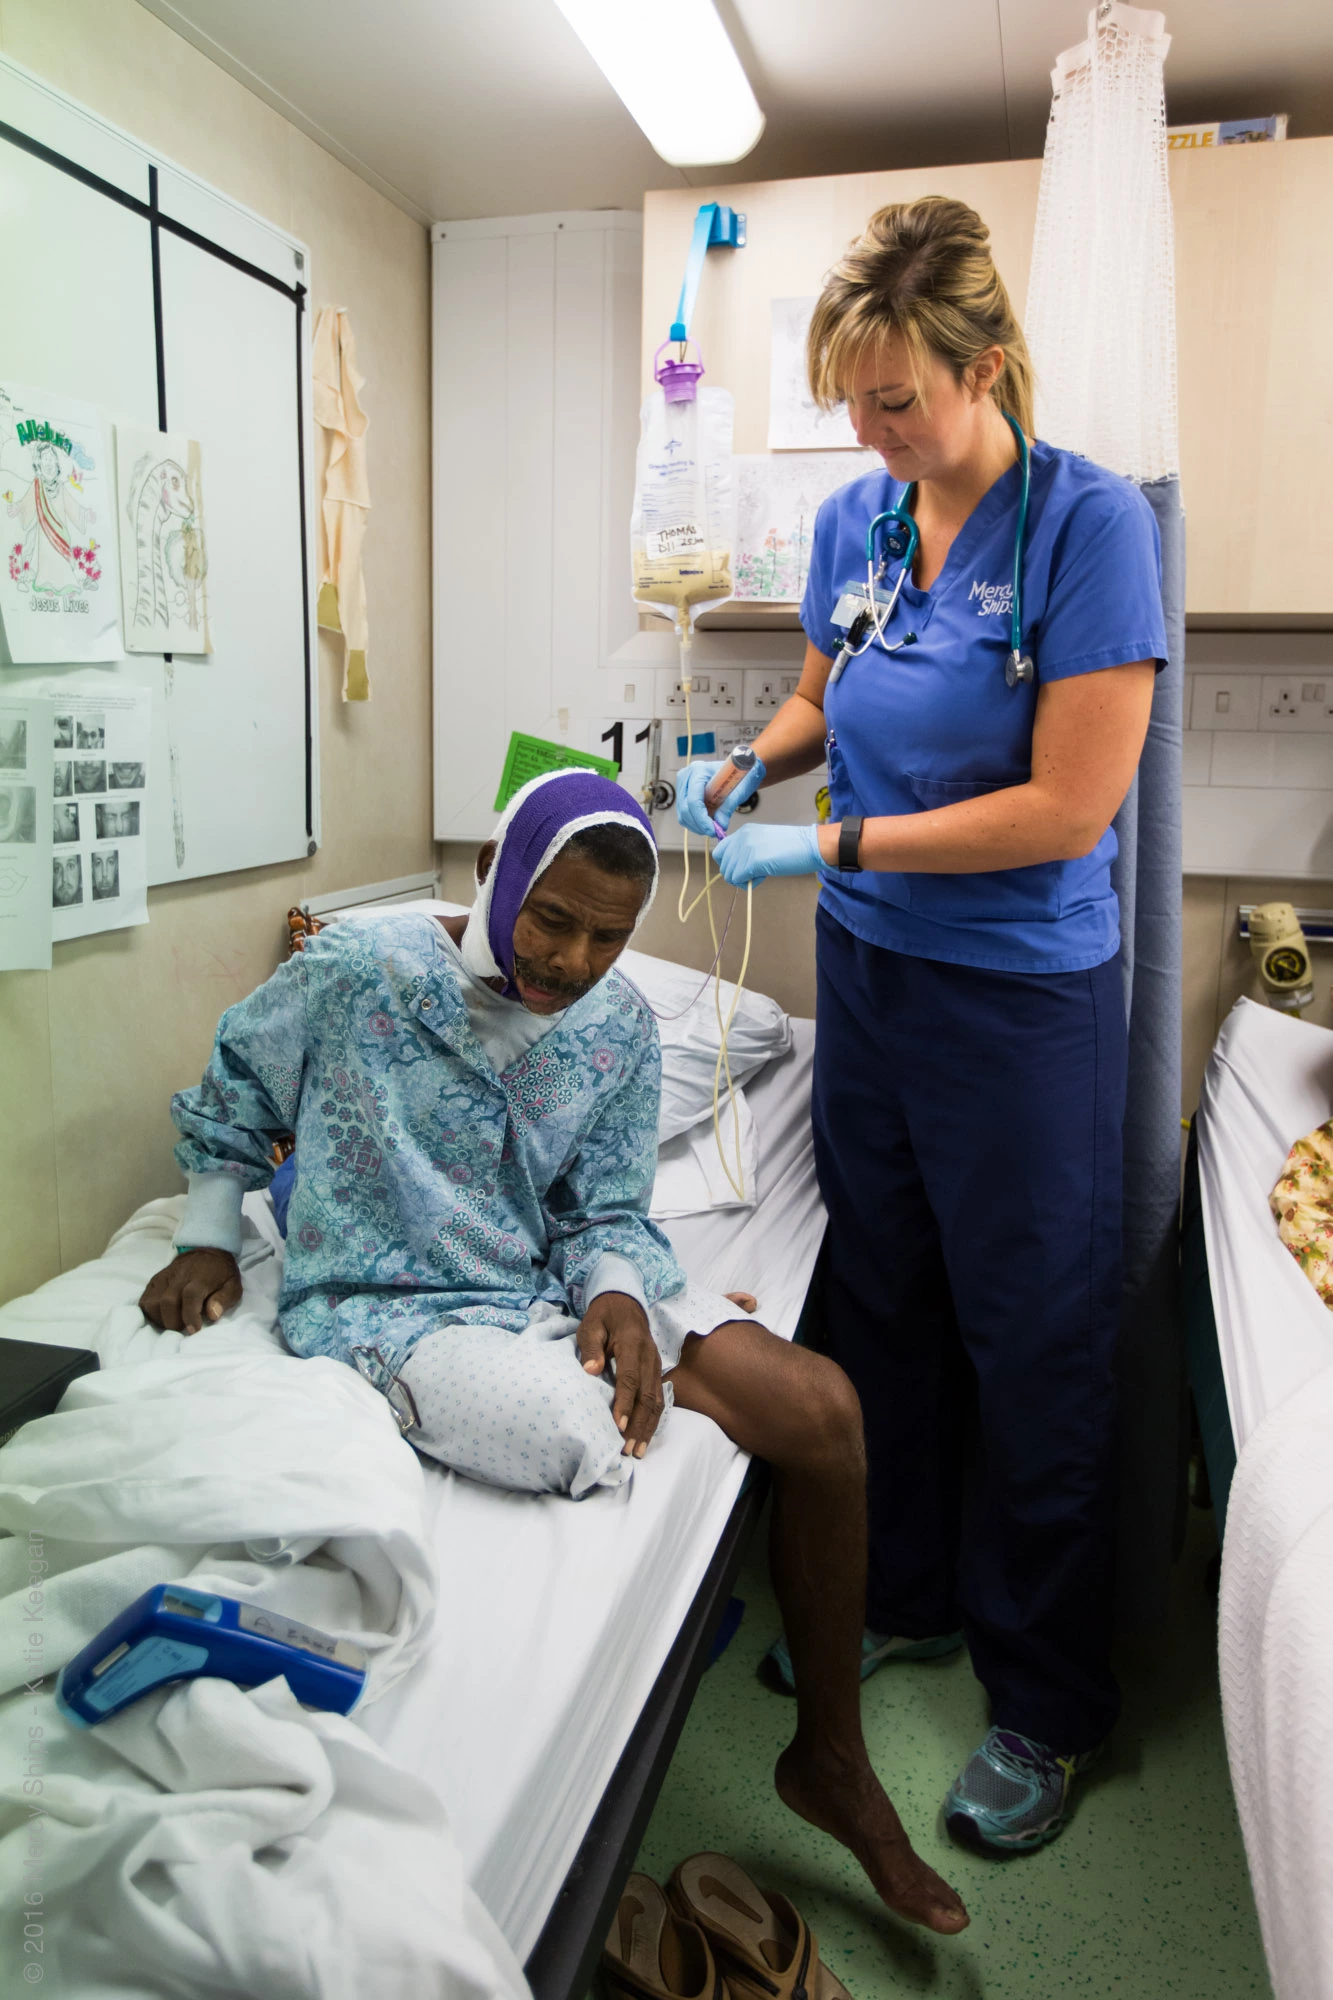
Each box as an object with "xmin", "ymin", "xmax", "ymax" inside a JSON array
[{"xmin": 55, "ymin": 1584, "xmax": 369, "ymax": 1727}]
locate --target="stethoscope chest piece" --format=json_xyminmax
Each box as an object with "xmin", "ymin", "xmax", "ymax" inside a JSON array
[{"xmin": 1005, "ymin": 651, "xmax": 1035, "ymax": 689}]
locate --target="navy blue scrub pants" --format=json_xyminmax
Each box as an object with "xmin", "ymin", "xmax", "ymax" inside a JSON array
[{"xmin": 812, "ymin": 904, "xmax": 1125, "ymax": 1753}]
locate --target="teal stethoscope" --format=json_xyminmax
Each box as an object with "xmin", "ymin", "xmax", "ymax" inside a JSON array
[{"xmin": 828, "ymin": 411, "xmax": 1034, "ymax": 690}]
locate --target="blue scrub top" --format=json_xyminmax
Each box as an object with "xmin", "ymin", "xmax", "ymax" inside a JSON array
[{"xmin": 802, "ymin": 439, "xmax": 1168, "ymax": 974}]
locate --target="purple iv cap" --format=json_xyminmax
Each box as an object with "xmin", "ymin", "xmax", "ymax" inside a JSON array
[{"xmin": 654, "ymin": 338, "xmax": 705, "ymax": 404}]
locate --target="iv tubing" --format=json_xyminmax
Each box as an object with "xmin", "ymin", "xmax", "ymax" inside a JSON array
[{"xmin": 675, "ymin": 621, "xmax": 752, "ymax": 1202}]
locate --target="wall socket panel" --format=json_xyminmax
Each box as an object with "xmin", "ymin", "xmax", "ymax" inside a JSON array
[
  {"xmin": 743, "ymin": 669, "xmax": 801, "ymax": 716},
  {"xmin": 1259, "ymin": 674, "xmax": 1333, "ymax": 732},
  {"xmin": 1189, "ymin": 670, "xmax": 1333, "ymax": 735},
  {"xmin": 656, "ymin": 667, "xmax": 797, "ymax": 719},
  {"xmin": 1189, "ymin": 673, "xmax": 1262, "ymax": 732}
]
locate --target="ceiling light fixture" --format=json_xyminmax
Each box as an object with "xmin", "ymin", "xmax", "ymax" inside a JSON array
[{"xmin": 551, "ymin": 0, "xmax": 765, "ymax": 167}]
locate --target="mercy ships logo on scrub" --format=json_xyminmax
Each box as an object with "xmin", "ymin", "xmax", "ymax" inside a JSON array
[{"xmin": 970, "ymin": 579, "xmax": 1013, "ymax": 618}]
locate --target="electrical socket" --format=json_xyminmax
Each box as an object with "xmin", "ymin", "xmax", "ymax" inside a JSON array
[
  {"xmin": 743, "ymin": 668, "xmax": 801, "ymax": 717},
  {"xmin": 1259, "ymin": 674, "xmax": 1333, "ymax": 733},
  {"xmin": 711, "ymin": 673, "xmax": 741, "ymax": 712}
]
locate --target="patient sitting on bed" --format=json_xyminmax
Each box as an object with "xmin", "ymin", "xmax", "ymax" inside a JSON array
[{"xmin": 140, "ymin": 769, "xmax": 968, "ymax": 1938}]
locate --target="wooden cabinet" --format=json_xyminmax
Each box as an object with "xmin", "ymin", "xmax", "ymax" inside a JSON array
[
  {"xmin": 643, "ymin": 137, "xmax": 1333, "ymax": 621},
  {"xmin": 1172, "ymin": 140, "xmax": 1333, "ymax": 616}
]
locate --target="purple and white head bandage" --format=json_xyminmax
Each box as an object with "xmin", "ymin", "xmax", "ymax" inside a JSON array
[{"xmin": 459, "ymin": 770, "xmax": 659, "ymax": 998}]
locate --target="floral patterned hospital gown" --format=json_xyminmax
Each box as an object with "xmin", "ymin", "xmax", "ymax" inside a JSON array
[{"xmin": 172, "ymin": 913, "xmax": 685, "ymax": 1369}]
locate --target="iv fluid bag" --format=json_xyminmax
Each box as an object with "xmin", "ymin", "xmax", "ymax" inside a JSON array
[{"xmin": 631, "ymin": 383, "xmax": 735, "ymax": 633}]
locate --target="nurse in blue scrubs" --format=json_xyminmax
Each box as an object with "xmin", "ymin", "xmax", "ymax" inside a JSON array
[{"xmin": 678, "ymin": 196, "xmax": 1166, "ymax": 1855}]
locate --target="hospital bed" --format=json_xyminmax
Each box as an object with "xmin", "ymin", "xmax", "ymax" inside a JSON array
[
  {"xmin": 367, "ymin": 1018, "xmax": 824, "ymax": 1999},
  {"xmin": 1188, "ymin": 997, "xmax": 1333, "ymax": 1999},
  {"xmin": 1186, "ymin": 996, "xmax": 1333, "ymax": 1519},
  {"xmin": 0, "ymin": 923, "xmax": 826, "ymax": 2000}
]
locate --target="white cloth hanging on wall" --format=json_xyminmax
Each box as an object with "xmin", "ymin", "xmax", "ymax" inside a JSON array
[
  {"xmin": 1025, "ymin": 3, "xmax": 1178, "ymax": 483},
  {"xmin": 313, "ymin": 306, "xmax": 371, "ymax": 702}
]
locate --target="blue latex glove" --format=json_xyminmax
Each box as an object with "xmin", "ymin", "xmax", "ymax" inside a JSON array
[
  {"xmin": 675, "ymin": 754, "xmax": 767, "ymax": 838},
  {"xmin": 712, "ymin": 822, "xmax": 824, "ymax": 887}
]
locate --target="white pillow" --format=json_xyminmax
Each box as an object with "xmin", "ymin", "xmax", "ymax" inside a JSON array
[
  {"xmin": 616, "ymin": 948, "xmax": 792, "ymax": 1143},
  {"xmin": 651, "ymin": 1087, "xmax": 758, "ymax": 1217}
]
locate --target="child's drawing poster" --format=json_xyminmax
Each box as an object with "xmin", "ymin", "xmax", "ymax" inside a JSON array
[
  {"xmin": 733, "ymin": 452, "xmax": 877, "ymax": 602},
  {"xmin": 768, "ymin": 298, "xmax": 863, "ymax": 452},
  {"xmin": 0, "ymin": 384, "xmax": 121, "ymax": 664},
  {"xmin": 115, "ymin": 425, "xmax": 211, "ymax": 655}
]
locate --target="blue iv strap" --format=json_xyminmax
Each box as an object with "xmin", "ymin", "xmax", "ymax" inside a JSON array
[{"xmin": 671, "ymin": 203, "xmax": 721, "ymax": 344}]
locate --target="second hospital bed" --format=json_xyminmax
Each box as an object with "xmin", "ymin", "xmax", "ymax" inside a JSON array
[{"xmin": 1188, "ymin": 997, "xmax": 1333, "ymax": 2000}]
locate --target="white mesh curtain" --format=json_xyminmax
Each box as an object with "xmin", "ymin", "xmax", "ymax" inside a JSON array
[
  {"xmin": 1026, "ymin": 3, "xmax": 1178, "ymax": 481},
  {"xmin": 1026, "ymin": 3, "xmax": 1187, "ymax": 1632}
]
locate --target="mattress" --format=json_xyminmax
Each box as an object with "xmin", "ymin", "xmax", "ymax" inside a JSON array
[
  {"xmin": 362, "ymin": 1019, "xmax": 824, "ymax": 1960},
  {"xmin": 1196, "ymin": 996, "xmax": 1333, "ymax": 1454},
  {"xmin": 1200, "ymin": 998, "xmax": 1333, "ymax": 1998}
]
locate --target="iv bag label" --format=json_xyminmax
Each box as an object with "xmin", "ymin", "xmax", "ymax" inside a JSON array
[{"xmin": 646, "ymin": 523, "xmax": 705, "ymax": 560}]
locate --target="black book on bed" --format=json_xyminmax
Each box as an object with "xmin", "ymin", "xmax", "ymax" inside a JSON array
[{"xmin": 0, "ymin": 1337, "xmax": 99, "ymax": 1450}]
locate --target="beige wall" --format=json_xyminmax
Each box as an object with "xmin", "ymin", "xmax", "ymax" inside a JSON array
[{"xmin": 0, "ymin": 0, "xmax": 432, "ymax": 1303}]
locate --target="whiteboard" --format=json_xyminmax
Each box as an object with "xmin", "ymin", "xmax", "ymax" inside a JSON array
[{"xmin": 0, "ymin": 56, "xmax": 317, "ymax": 885}]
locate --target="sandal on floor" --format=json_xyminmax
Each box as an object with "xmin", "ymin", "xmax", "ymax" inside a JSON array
[
  {"xmin": 667, "ymin": 1852, "xmax": 852, "ymax": 2000},
  {"xmin": 604, "ymin": 1871, "xmax": 730, "ymax": 2000}
]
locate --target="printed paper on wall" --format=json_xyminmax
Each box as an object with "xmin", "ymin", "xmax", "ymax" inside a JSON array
[
  {"xmin": 0, "ymin": 384, "xmax": 122, "ymax": 665},
  {"xmin": 115, "ymin": 425, "xmax": 211, "ymax": 655},
  {"xmin": 733, "ymin": 452, "xmax": 877, "ymax": 602},
  {"xmin": 768, "ymin": 298, "xmax": 863, "ymax": 452},
  {"xmin": 50, "ymin": 686, "xmax": 150, "ymax": 942},
  {"xmin": 0, "ymin": 692, "xmax": 54, "ymax": 969}
]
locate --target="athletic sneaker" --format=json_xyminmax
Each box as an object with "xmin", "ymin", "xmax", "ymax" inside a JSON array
[
  {"xmin": 760, "ymin": 1625, "xmax": 964, "ymax": 1694},
  {"xmin": 944, "ymin": 1727, "xmax": 1101, "ymax": 1854}
]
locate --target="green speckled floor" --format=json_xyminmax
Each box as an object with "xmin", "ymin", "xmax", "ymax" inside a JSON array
[{"xmin": 632, "ymin": 1507, "xmax": 1269, "ymax": 1998}]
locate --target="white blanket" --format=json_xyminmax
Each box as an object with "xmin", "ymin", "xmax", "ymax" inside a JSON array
[
  {"xmin": 0, "ymin": 1196, "xmax": 529, "ymax": 2000},
  {"xmin": 1220, "ymin": 1364, "xmax": 1333, "ymax": 2000}
]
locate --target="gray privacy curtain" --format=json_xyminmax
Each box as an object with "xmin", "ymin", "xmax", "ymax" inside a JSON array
[{"xmin": 1110, "ymin": 476, "xmax": 1186, "ymax": 1630}]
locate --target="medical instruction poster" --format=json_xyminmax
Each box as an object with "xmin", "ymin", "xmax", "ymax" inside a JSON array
[
  {"xmin": 115, "ymin": 423, "xmax": 212, "ymax": 655},
  {"xmin": 51, "ymin": 687, "xmax": 150, "ymax": 942},
  {"xmin": 0, "ymin": 693, "xmax": 53, "ymax": 969},
  {"xmin": 734, "ymin": 452, "xmax": 877, "ymax": 601},
  {"xmin": 0, "ymin": 383, "xmax": 122, "ymax": 664},
  {"xmin": 768, "ymin": 299, "xmax": 862, "ymax": 452}
]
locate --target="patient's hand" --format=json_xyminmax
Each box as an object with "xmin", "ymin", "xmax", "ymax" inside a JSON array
[
  {"xmin": 139, "ymin": 1248, "xmax": 243, "ymax": 1335},
  {"xmin": 576, "ymin": 1292, "xmax": 665, "ymax": 1459}
]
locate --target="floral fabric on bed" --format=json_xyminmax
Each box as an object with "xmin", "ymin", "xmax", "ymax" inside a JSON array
[{"xmin": 1270, "ymin": 1119, "xmax": 1333, "ymax": 1308}]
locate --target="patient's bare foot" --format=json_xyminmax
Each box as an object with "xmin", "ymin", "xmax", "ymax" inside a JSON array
[
  {"xmin": 725, "ymin": 1290, "xmax": 758, "ymax": 1314},
  {"xmin": 775, "ymin": 1743, "xmax": 969, "ymax": 1936}
]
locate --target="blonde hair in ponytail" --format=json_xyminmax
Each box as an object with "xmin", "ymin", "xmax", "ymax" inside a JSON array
[{"xmin": 808, "ymin": 196, "xmax": 1034, "ymax": 435}]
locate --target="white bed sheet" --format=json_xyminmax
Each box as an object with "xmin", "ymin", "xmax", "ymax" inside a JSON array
[
  {"xmin": 1196, "ymin": 996, "xmax": 1333, "ymax": 1454},
  {"xmin": 362, "ymin": 1020, "xmax": 824, "ymax": 1960},
  {"xmin": 1199, "ymin": 998, "xmax": 1333, "ymax": 1998}
]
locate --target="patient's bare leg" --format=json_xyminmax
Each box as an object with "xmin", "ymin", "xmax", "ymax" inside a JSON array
[{"xmin": 669, "ymin": 1323, "xmax": 969, "ymax": 1937}]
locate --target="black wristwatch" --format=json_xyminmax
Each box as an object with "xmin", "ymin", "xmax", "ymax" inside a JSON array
[{"xmin": 837, "ymin": 816, "xmax": 864, "ymax": 873}]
